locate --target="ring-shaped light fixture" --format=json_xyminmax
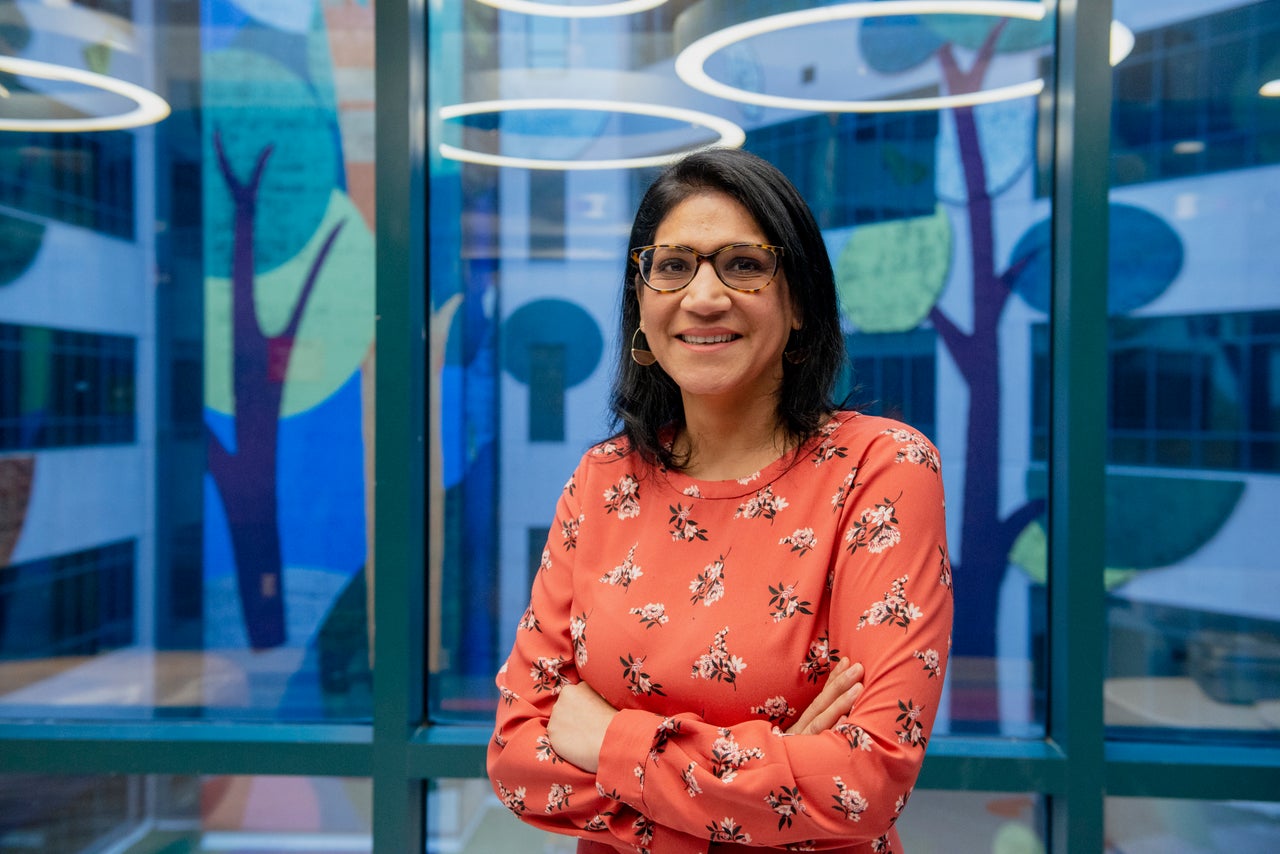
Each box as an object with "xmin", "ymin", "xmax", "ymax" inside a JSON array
[
  {"xmin": 0, "ymin": 56, "xmax": 171, "ymax": 132},
  {"xmin": 674, "ymin": 0, "xmax": 1049, "ymax": 113},
  {"xmin": 438, "ymin": 98, "xmax": 745, "ymax": 170},
  {"xmin": 473, "ymin": 0, "xmax": 668, "ymax": 18}
]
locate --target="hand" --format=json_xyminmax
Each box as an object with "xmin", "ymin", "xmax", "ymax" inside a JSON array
[
  {"xmin": 547, "ymin": 680, "xmax": 619, "ymax": 773},
  {"xmin": 786, "ymin": 658, "xmax": 864, "ymax": 735}
]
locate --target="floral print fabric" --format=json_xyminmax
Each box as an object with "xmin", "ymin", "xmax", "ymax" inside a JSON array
[{"xmin": 488, "ymin": 412, "xmax": 953, "ymax": 854}]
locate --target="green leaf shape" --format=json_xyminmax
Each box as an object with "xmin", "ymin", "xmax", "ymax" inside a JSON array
[
  {"xmin": 993, "ymin": 822, "xmax": 1045, "ymax": 854},
  {"xmin": 835, "ymin": 204, "xmax": 951, "ymax": 333},
  {"xmin": 0, "ymin": 213, "xmax": 45, "ymax": 286},
  {"xmin": 925, "ymin": 12, "xmax": 1054, "ymax": 53},
  {"xmin": 1013, "ymin": 471, "xmax": 1246, "ymax": 586},
  {"xmin": 202, "ymin": 47, "xmax": 339, "ymax": 278},
  {"xmin": 204, "ymin": 190, "xmax": 375, "ymax": 417},
  {"xmin": 83, "ymin": 41, "xmax": 112, "ymax": 76},
  {"xmin": 1009, "ymin": 521, "xmax": 1138, "ymax": 591},
  {"xmin": 0, "ymin": 3, "xmax": 32, "ymax": 55}
]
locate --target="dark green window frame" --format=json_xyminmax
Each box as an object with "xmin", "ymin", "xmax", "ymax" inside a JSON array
[{"xmin": 1, "ymin": 4, "xmax": 1277, "ymax": 853}]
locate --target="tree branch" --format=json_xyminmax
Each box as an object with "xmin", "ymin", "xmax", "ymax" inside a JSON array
[
  {"xmin": 972, "ymin": 19, "xmax": 1010, "ymax": 82},
  {"xmin": 998, "ymin": 496, "xmax": 1047, "ymax": 554},
  {"xmin": 929, "ymin": 304, "xmax": 972, "ymax": 368},
  {"xmin": 205, "ymin": 420, "xmax": 234, "ymax": 483},
  {"xmin": 280, "ymin": 219, "xmax": 346, "ymax": 343}
]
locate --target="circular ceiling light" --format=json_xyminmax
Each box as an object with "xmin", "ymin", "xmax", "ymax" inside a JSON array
[
  {"xmin": 438, "ymin": 98, "xmax": 745, "ymax": 170},
  {"xmin": 472, "ymin": 0, "xmax": 668, "ymax": 18},
  {"xmin": 1110, "ymin": 21, "xmax": 1135, "ymax": 66},
  {"xmin": 1261, "ymin": 79, "xmax": 1280, "ymax": 98},
  {"xmin": 675, "ymin": 0, "xmax": 1049, "ymax": 113},
  {"xmin": 0, "ymin": 56, "xmax": 171, "ymax": 132}
]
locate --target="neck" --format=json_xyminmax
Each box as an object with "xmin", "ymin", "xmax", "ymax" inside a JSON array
[{"xmin": 676, "ymin": 394, "xmax": 793, "ymax": 480}]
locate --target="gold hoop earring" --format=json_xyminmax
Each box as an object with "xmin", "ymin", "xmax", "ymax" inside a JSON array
[
  {"xmin": 784, "ymin": 331, "xmax": 808, "ymax": 365},
  {"xmin": 631, "ymin": 328, "xmax": 656, "ymax": 366}
]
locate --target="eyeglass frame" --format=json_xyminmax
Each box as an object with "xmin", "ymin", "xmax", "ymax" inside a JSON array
[{"xmin": 629, "ymin": 243, "xmax": 787, "ymax": 293}]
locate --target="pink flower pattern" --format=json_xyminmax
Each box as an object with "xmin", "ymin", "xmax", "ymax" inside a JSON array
[
  {"xmin": 599, "ymin": 543, "xmax": 643, "ymax": 590},
  {"xmin": 710, "ymin": 728, "xmax": 765, "ymax": 782},
  {"xmin": 603, "ymin": 475, "xmax": 640, "ymax": 518},
  {"xmin": 629, "ymin": 602, "xmax": 668, "ymax": 629},
  {"xmin": 688, "ymin": 555, "xmax": 727, "ymax": 606},
  {"xmin": 751, "ymin": 695, "xmax": 797, "ymax": 724},
  {"xmin": 857, "ymin": 575, "xmax": 922, "ymax": 632},
  {"xmin": 669, "ymin": 502, "xmax": 709, "ymax": 542},
  {"xmin": 779, "ymin": 527, "xmax": 817, "ymax": 555},
  {"xmin": 488, "ymin": 412, "xmax": 952, "ymax": 853},
  {"xmin": 692, "ymin": 626, "xmax": 747, "ymax": 687},
  {"xmin": 768, "ymin": 581, "xmax": 813, "ymax": 622},
  {"xmin": 883, "ymin": 428, "xmax": 940, "ymax": 472},
  {"xmin": 845, "ymin": 495, "xmax": 902, "ymax": 555},
  {"xmin": 735, "ymin": 485, "xmax": 789, "ymax": 522}
]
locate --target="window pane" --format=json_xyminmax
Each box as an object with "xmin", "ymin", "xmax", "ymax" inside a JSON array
[
  {"xmin": 0, "ymin": 0, "xmax": 375, "ymax": 720},
  {"xmin": 1106, "ymin": 0, "xmax": 1280, "ymax": 741},
  {"xmin": 428, "ymin": 780, "xmax": 1046, "ymax": 853},
  {"xmin": 429, "ymin": 1, "xmax": 1055, "ymax": 742},
  {"xmin": 1106, "ymin": 797, "xmax": 1280, "ymax": 852},
  {"xmin": 0, "ymin": 774, "xmax": 370, "ymax": 852}
]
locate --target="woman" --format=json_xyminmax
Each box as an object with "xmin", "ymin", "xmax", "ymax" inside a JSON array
[{"xmin": 488, "ymin": 148, "xmax": 952, "ymax": 853}]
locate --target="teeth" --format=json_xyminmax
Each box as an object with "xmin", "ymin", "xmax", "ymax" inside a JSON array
[{"xmin": 681, "ymin": 334, "xmax": 736, "ymax": 344}]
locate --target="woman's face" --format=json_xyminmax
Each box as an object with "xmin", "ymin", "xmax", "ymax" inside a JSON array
[{"xmin": 638, "ymin": 190, "xmax": 800, "ymax": 413}]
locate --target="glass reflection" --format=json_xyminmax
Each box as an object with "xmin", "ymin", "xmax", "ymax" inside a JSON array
[
  {"xmin": 426, "ymin": 780, "xmax": 1045, "ymax": 853},
  {"xmin": 0, "ymin": 774, "xmax": 370, "ymax": 853},
  {"xmin": 0, "ymin": 0, "xmax": 375, "ymax": 720},
  {"xmin": 1104, "ymin": 0, "xmax": 1280, "ymax": 741},
  {"xmin": 429, "ymin": 1, "xmax": 1059, "ymax": 736},
  {"xmin": 1106, "ymin": 796, "xmax": 1280, "ymax": 852}
]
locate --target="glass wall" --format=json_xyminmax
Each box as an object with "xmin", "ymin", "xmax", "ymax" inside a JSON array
[
  {"xmin": 0, "ymin": 0, "xmax": 376, "ymax": 721},
  {"xmin": 428, "ymin": 781, "xmax": 1046, "ymax": 853},
  {"xmin": 429, "ymin": 0, "xmax": 1058, "ymax": 739},
  {"xmin": 1103, "ymin": 0, "xmax": 1280, "ymax": 742},
  {"xmin": 0, "ymin": 1, "xmax": 1275, "ymax": 853},
  {"xmin": 0, "ymin": 773, "xmax": 371, "ymax": 853}
]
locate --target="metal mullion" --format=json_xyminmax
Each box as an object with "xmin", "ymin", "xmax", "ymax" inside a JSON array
[
  {"xmin": 407, "ymin": 726, "xmax": 488, "ymax": 780},
  {"xmin": 400, "ymin": 728, "xmax": 1075, "ymax": 795},
  {"xmin": 1105, "ymin": 742, "xmax": 1280, "ymax": 801},
  {"xmin": 1048, "ymin": 0, "xmax": 1112, "ymax": 851},
  {"xmin": 0, "ymin": 721, "xmax": 371, "ymax": 777},
  {"xmin": 372, "ymin": 0, "xmax": 428, "ymax": 850},
  {"xmin": 918, "ymin": 737, "xmax": 1068, "ymax": 793}
]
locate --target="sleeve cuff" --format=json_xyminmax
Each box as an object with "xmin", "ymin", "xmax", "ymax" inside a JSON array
[{"xmin": 596, "ymin": 707, "xmax": 661, "ymax": 809}]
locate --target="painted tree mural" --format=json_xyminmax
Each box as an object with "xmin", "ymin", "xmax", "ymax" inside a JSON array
[
  {"xmin": 202, "ymin": 3, "xmax": 375, "ymax": 653},
  {"xmin": 838, "ymin": 10, "xmax": 1240, "ymax": 693},
  {"xmin": 206, "ymin": 131, "xmax": 345, "ymax": 648}
]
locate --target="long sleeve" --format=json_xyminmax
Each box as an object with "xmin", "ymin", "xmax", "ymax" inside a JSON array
[
  {"xmin": 489, "ymin": 416, "xmax": 952, "ymax": 853},
  {"xmin": 487, "ymin": 465, "xmax": 709, "ymax": 853},
  {"xmin": 591, "ymin": 426, "xmax": 953, "ymax": 850}
]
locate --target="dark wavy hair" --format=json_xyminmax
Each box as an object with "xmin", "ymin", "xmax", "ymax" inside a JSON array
[{"xmin": 609, "ymin": 147, "xmax": 846, "ymax": 469}]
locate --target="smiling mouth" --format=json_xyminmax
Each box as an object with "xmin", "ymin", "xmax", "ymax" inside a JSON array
[{"xmin": 679, "ymin": 333, "xmax": 739, "ymax": 344}]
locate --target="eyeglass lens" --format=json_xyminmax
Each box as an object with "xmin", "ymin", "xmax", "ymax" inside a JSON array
[{"xmin": 638, "ymin": 245, "xmax": 778, "ymax": 291}]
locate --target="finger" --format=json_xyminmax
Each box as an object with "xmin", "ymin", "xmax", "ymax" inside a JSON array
[
  {"xmin": 789, "ymin": 659, "xmax": 852, "ymax": 732},
  {"xmin": 793, "ymin": 660, "xmax": 862, "ymax": 732},
  {"xmin": 805, "ymin": 682, "xmax": 863, "ymax": 734}
]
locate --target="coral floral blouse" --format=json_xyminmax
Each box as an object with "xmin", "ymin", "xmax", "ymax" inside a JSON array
[{"xmin": 488, "ymin": 411, "xmax": 953, "ymax": 853}]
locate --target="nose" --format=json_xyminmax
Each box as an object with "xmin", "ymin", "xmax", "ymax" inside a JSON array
[{"xmin": 680, "ymin": 257, "xmax": 731, "ymax": 313}]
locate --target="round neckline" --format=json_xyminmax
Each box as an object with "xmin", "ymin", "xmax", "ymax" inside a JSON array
[{"xmin": 656, "ymin": 410, "xmax": 857, "ymax": 500}]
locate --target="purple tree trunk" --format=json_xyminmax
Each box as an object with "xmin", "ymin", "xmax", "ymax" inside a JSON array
[
  {"xmin": 206, "ymin": 132, "xmax": 344, "ymax": 649},
  {"xmin": 930, "ymin": 36, "xmax": 1045, "ymax": 664}
]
